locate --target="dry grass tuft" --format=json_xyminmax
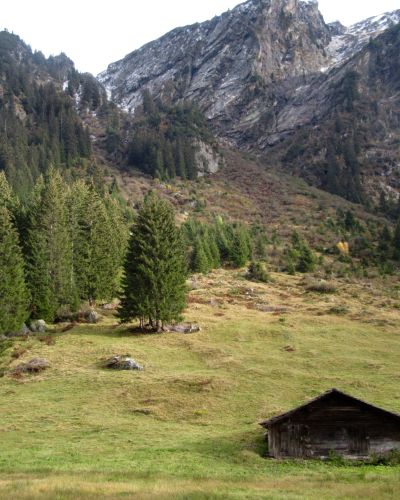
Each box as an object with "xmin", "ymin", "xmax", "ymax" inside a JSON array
[{"xmin": 305, "ymin": 278, "xmax": 338, "ymax": 294}]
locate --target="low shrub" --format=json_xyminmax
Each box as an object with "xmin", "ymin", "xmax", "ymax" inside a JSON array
[
  {"xmin": 367, "ymin": 450, "xmax": 400, "ymax": 465},
  {"xmin": 328, "ymin": 305, "xmax": 349, "ymax": 315},
  {"xmin": 305, "ymin": 279, "xmax": 337, "ymax": 294},
  {"xmin": 246, "ymin": 261, "xmax": 271, "ymax": 283}
]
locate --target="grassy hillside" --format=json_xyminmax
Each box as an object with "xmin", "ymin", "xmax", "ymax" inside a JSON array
[{"xmin": 1, "ymin": 269, "xmax": 400, "ymax": 499}]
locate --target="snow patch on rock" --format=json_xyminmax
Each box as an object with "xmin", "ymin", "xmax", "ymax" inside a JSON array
[{"xmin": 324, "ymin": 10, "xmax": 400, "ymax": 71}]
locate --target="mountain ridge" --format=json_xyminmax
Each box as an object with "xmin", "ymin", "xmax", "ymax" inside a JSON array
[{"xmin": 98, "ymin": 0, "xmax": 400, "ymax": 207}]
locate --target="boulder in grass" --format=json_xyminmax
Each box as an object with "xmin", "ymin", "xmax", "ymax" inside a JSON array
[
  {"xmin": 85, "ymin": 310, "xmax": 101, "ymax": 324},
  {"xmin": 30, "ymin": 319, "xmax": 47, "ymax": 333},
  {"xmin": 7, "ymin": 323, "xmax": 31, "ymax": 338},
  {"xmin": 21, "ymin": 323, "xmax": 31, "ymax": 335},
  {"xmin": 104, "ymin": 355, "xmax": 143, "ymax": 371},
  {"xmin": 168, "ymin": 323, "xmax": 201, "ymax": 334},
  {"xmin": 13, "ymin": 358, "xmax": 50, "ymax": 374}
]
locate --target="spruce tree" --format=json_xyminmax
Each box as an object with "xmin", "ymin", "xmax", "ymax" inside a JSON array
[
  {"xmin": 0, "ymin": 171, "xmax": 17, "ymax": 211},
  {"xmin": 0, "ymin": 206, "xmax": 30, "ymax": 334},
  {"xmin": 0, "ymin": 170, "xmax": 25, "ymax": 232},
  {"xmin": 296, "ymin": 243, "xmax": 317, "ymax": 273},
  {"xmin": 26, "ymin": 168, "xmax": 76, "ymax": 321},
  {"xmin": 288, "ymin": 231, "xmax": 317, "ymax": 273},
  {"xmin": 69, "ymin": 181, "xmax": 128, "ymax": 305},
  {"xmin": 229, "ymin": 226, "xmax": 252, "ymax": 268},
  {"xmin": 207, "ymin": 229, "xmax": 221, "ymax": 269},
  {"xmin": 192, "ymin": 237, "xmax": 210, "ymax": 274},
  {"xmin": 119, "ymin": 193, "xmax": 187, "ymax": 331}
]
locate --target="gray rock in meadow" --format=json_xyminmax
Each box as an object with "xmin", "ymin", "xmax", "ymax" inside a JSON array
[
  {"xmin": 104, "ymin": 355, "xmax": 144, "ymax": 371},
  {"xmin": 168, "ymin": 323, "xmax": 201, "ymax": 334},
  {"xmin": 21, "ymin": 323, "xmax": 31, "ymax": 335},
  {"xmin": 7, "ymin": 323, "xmax": 31, "ymax": 337},
  {"xmin": 13, "ymin": 358, "xmax": 50, "ymax": 374},
  {"xmin": 86, "ymin": 310, "xmax": 100, "ymax": 324},
  {"xmin": 30, "ymin": 320, "xmax": 47, "ymax": 333}
]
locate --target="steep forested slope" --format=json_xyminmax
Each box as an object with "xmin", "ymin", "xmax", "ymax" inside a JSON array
[
  {"xmin": 0, "ymin": 32, "xmax": 101, "ymax": 193},
  {"xmin": 269, "ymin": 23, "xmax": 400, "ymax": 211}
]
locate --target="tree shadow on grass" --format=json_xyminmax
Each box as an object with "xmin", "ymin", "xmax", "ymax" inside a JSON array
[{"xmin": 70, "ymin": 323, "xmax": 165, "ymax": 340}]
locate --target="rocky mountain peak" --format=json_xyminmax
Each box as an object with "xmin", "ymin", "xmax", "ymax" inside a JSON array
[
  {"xmin": 324, "ymin": 9, "xmax": 400, "ymax": 70},
  {"xmin": 98, "ymin": 2, "xmax": 400, "ymax": 205},
  {"xmin": 99, "ymin": 0, "xmax": 331, "ymax": 123}
]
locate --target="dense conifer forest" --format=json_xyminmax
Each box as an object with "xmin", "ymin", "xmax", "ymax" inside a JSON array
[{"xmin": 126, "ymin": 91, "xmax": 219, "ymax": 180}]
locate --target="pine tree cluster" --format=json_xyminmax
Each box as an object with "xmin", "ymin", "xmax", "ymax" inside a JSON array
[
  {"xmin": 0, "ymin": 31, "xmax": 109, "ymax": 197},
  {"xmin": 332, "ymin": 209, "xmax": 400, "ymax": 268},
  {"xmin": 127, "ymin": 91, "xmax": 217, "ymax": 180},
  {"xmin": 285, "ymin": 231, "xmax": 317, "ymax": 274},
  {"xmin": 0, "ymin": 170, "xmax": 128, "ymax": 331},
  {"xmin": 183, "ymin": 218, "xmax": 253, "ymax": 274}
]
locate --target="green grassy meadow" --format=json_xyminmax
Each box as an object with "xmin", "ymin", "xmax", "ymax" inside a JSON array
[{"xmin": 1, "ymin": 270, "xmax": 400, "ymax": 498}]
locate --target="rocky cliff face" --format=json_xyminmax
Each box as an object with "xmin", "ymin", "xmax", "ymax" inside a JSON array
[
  {"xmin": 99, "ymin": 0, "xmax": 400, "ymax": 207},
  {"xmin": 99, "ymin": 1, "xmax": 330, "ymax": 129}
]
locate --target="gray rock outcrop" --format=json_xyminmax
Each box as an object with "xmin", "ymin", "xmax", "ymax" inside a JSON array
[
  {"xmin": 104, "ymin": 356, "xmax": 144, "ymax": 371},
  {"xmin": 12, "ymin": 358, "xmax": 50, "ymax": 374},
  {"xmin": 98, "ymin": 0, "xmax": 400, "ymax": 202},
  {"xmin": 85, "ymin": 310, "xmax": 101, "ymax": 324},
  {"xmin": 30, "ymin": 320, "xmax": 47, "ymax": 333}
]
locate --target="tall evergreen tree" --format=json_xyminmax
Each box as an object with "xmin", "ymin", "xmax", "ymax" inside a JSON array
[
  {"xmin": 0, "ymin": 170, "xmax": 23, "ymax": 227},
  {"xmin": 0, "ymin": 171, "xmax": 16, "ymax": 209},
  {"xmin": 0, "ymin": 206, "xmax": 30, "ymax": 334},
  {"xmin": 26, "ymin": 168, "xmax": 76, "ymax": 321},
  {"xmin": 69, "ymin": 182, "xmax": 128, "ymax": 304},
  {"xmin": 296, "ymin": 243, "xmax": 317, "ymax": 273},
  {"xmin": 229, "ymin": 226, "xmax": 252, "ymax": 268},
  {"xmin": 206, "ymin": 228, "xmax": 221, "ymax": 269},
  {"xmin": 119, "ymin": 193, "xmax": 187, "ymax": 331},
  {"xmin": 192, "ymin": 237, "xmax": 210, "ymax": 274}
]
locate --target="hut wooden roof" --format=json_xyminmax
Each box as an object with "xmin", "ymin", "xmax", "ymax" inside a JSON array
[{"xmin": 260, "ymin": 388, "xmax": 400, "ymax": 428}]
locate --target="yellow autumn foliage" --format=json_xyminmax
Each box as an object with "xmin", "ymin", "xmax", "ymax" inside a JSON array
[{"xmin": 337, "ymin": 241, "xmax": 349, "ymax": 255}]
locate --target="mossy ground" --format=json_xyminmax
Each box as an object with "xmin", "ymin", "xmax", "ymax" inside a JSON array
[{"xmin": 1, "ymin": 270, "xmax": 399, "ymax": 498}]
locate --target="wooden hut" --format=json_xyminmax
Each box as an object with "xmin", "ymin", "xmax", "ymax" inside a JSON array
[{"xmin": 260, "ymin": 389, "xmax": 400, "ymax": 459}]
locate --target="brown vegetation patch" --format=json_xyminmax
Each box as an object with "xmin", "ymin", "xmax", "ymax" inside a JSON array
[
  {"xmin": 38, "ymin": 335, "xmax": 56, "ymax": 346},
  {"xmin": 284, "ymin": 346, "xmax": 296, "ymax": 353},
  {"xmin": 304, "ymin": 279, "xmax": 337, "ymax": 294},
  {"xmin": 11, "ymin": 347, "xmax": 27, "ymax": 360},
  {"xmin": 188, "ymin": 295, "xmax": 209, "ymax": 305},
  {"xmin": 11, "ymin": 358, "xmax": 50, "ymax": 375}
]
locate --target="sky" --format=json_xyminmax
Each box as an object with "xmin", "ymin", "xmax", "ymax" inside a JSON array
[{"xmin": 3, "ymin": 0, "xmax": 400, "ymax": 75}]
